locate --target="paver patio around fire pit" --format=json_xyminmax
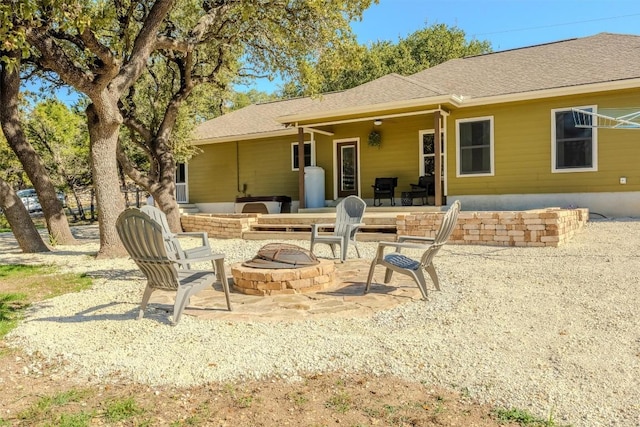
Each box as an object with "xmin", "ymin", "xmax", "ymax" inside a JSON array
[{"xmin": 231, "ymin": 259, "xmax": 336, "ymax": 296}]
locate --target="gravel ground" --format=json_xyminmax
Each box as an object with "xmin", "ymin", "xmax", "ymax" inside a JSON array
[{"xmin": 3, "ymin": 219, "xmax": 640, "ymax": 426}]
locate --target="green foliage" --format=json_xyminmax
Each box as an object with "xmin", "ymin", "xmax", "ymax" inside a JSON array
[
  {"xmin": 0, "ymin": 292, "xmax": 27, "ymax": 337},
  {"xmin": 368, "ymin": 130, "xmax": 382, "ymax": 147},
  {"xmin": 0, "ymin": 264, "xmax": 92, "ymax": 337},
  {"xmin": 46, "ymin": 412, "xmax": 93, "ymax": 427},
  {"xmin": 104, "ymin": 397, "xmax": 145, "ymax": 422},
  {"xmin": 226, "ymin": 89, "xmax": 280, "ymax": 112},
  {"xmin": 18, "ymin": 389, "xmax": 92, "ymax": 422},
  {"xmin": 494, "ymin": 407, "xmax": 569, "ymax": 426},
  {"xmin": 282, "ymin": 23, "xmax": 492, "ymax": 96},
  {"xmin": 0, "ymin": 132, "xmax": 28, "ymax": 187},
  {"xmin": 0, "ymin": 213, "xmax": 10, "ymax": 232},
  {"xmin": 25, "ymin": 99, "xmax": 91, "ymax": 191},
  {"xmin": 324, "ymin": 391, "xmax": 352, "ymax": 414}
]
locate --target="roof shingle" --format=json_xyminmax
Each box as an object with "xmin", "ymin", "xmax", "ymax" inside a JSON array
[{"xmin": 194, "ymin": 33, "xmax": 640, "ymax": 141}]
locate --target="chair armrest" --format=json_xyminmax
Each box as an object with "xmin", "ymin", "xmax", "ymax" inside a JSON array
[
  {"xmin": 397, "ymin": 235, "xmax": 435, "ymax": 243},
  {"xmin": 378, "ymin": 241, "xmax": 431, "ymax": 250},
  {"xmin": 312, "ymin": 223, "xmax": 335, "ymax": 230},
  {"xmin": 344, "ymin": 222, "xmax": 365, "ymax": 237},
  {"xmin": 173, "ymin": 253, "xmax": 224, "ymax": 267},
  {"xmin": 176, "ymin": 231, "xmax": 210, "ymax": 247},
  {"xmin": 347, "ymin": 222, "xmax": 366, "ymax": 231},
  {"xmin": 311, "ymin": 223, "xmax": 335, "ymax": 237}
]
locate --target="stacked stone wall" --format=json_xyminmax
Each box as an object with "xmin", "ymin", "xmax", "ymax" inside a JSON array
[
  {"xmin": 181, "ymin": 213, "xmax": 257, "ymax": 239},
  {"xmin": 396, "ymin": 208, "xmax": 588, "ymax": 247}
]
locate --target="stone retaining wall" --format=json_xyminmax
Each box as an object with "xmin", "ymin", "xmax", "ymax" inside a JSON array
[
  {"xmin": 181, "ymin": 213, "xmax": 258, "ymax": 239},
  {"xmin": 181, "ymin": 208, "xmax": 589, "ymax": 247},
  {"xmin": 397, "ymin": 208, "xmax": 589, "ymax": 247}
]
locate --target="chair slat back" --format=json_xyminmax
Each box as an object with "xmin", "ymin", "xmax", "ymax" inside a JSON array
[
  {"xmin": 117, "ymin": 208, "xmax": 180, "ymax": 291},
  {"xmin": 140, "ymin": 205, "xmax": 187, "ymax": 260},
  {"xmin": 420, "ymin": 200, "xmax": 461, "ymax": 267},
  {"xmin": 334, "ymin": 195, "xmax": 366, "ymax": 237}
]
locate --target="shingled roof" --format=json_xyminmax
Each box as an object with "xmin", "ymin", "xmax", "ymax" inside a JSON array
[
  {"xmin": 193, "ymin": 33, "xmax": 640, "ymax": 142},
  {"xmin": 410, "ymin": 33, "xmax": 640, "ymax": 99},
  {"xmin": 192, "ymin": 96, "xmax": 315, "ymax": 142}
]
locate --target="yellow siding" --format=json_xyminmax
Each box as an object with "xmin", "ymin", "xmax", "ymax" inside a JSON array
[
  {"xmin": 190, "ymin": 88, "xmax": 640, "ymax": 203},
  {"xmin": 189, "ymin": 135, "xmax": 309, "ymax": 203},
  {"xmin": 447, "ymin": 88, "xmax": 640, "ymax": 196},
  {"xmin": 325, "ymin": 115, "xmax": 438, "ymax": 199}
]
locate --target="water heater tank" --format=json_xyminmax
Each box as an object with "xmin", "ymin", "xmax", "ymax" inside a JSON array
[{"xmin": 304, "ymin": 166, "xmax": 325, "ymax": 208}]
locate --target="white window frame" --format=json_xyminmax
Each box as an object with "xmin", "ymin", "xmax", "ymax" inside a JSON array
[
  {"xmin": 418, "ymin": 129, "xmax": 446, "ymax": 176},
  {"xmin": 551, "ymin": 105, "xmax": 598, "ymax": 173},
  {"xmin": 291, "ymin": 140, "xmax": 315, "ymax": 171},
  {"xmin": 455, "ymin": 116, "xmax": 494, "ymax": 177}
]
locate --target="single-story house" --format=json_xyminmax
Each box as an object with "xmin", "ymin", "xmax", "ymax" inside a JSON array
[{"xmin": 186, "ymin": 32, "xmax": 640, "ymax": 217}]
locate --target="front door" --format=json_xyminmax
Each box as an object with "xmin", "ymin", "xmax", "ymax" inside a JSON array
[{"xmin": 336, "ymin": 140, "xmax": 359, "ymax": 198}]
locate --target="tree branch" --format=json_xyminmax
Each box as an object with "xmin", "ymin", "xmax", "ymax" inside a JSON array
[
  {"xmin": 116, "ymin": 141, "xmax": 156, "ymax": 191},
  {"xmin": 25, "ymin": 28, "xmax": 95, "ymax": 94},
  {"xmin": 113, "ymin": 0, "xmax": 176, "ymax": 94}
]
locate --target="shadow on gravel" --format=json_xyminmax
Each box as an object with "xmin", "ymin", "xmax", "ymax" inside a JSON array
[
  {"xmin": 320, "ymin": 282, "xmax": 401, "ymax": 296},
  {"xmin": 25, "ymin": 302, "xmax": 165, "ymax": 324}
]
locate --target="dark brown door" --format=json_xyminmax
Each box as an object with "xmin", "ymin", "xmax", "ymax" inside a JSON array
[{"xmin": 336, "ymin": 141, "xmax": 358, "ymax": 198}]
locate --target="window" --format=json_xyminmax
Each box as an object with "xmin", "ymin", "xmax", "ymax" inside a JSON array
[
  {"xmin": 456, "ymin": 117, "xmax": 493, "ymax": 176},
  {"xmin": 175, "ymin": 163, "xmax": 186, "ymax": 183},
  {"xmin": 419, "ymin": 130, "xmax": 445, "ymax": 177},
  {"xmin": 291, "ymin": 141, "xmax": 314, "ymax": 171},
  {"xmin": 552, "ymin": 106, "xmax": 597, "ymax": 172}
]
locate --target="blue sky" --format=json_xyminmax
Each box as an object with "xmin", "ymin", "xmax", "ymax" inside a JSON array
[
  {"xmin": 49, "ymin": 0, "xmax": 640, "ymax": 101},
  {"xmin": 245, "ymin": 0, "xmax": 640, "ymax": 92}
]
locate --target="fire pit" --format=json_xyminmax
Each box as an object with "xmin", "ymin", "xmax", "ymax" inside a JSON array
[{"xmin": 231, "ymin": 243, "xmax": 337, "ymax": 296}]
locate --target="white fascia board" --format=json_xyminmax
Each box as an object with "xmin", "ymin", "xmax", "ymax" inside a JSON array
[
  {"xmin": 459, "ymin": 78, "xmax": 640, "ymax": 108},
  {"xmin": 277, "ymin": 95, "xmax": 462, "ymax": 125},
  {"xmin": 191, "ymin": 128, "xmax": 299, "ymax": 145}
]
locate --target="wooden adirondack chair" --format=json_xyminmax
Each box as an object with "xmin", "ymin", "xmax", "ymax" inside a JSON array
[
  {"xmin": 116, "ymin": 208, "xmax": 231, "ymax": 325},
  {"xmin": 365, "ymin": 200, "xmax": 461, "ymax": 299},
  {"xmin": 310, "ymin": 195, "xmax": 366, "ymax": 262},
  {"xmin": 140, "ymin": 205, "xmax": 212, "ymax": 261}
]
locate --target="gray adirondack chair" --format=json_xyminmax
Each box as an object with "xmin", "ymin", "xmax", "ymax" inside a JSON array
[
  {"xmin": 310, "ymin": 195, "xmax": 366, "ymax": 262},
  {"xmin": 365, "ymin": 200, "xmax": 461, "ymax": 299},
  {"xmin": 116, "ymin": 208, "xmax": 232, "ymax": 325},
  {"xmin": 140, "ymin": 205, "xmax": 212, "ymax": 262}
]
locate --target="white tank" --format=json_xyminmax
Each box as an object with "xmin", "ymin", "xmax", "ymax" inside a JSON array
[{"xmin": 304, "ymin": 166, "xmax": 325, "ymax": 208}]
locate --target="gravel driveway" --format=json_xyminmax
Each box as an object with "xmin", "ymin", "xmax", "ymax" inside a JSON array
[{"xmin": 3, "ymin": 219, "xmax": 640, "ymax": 426}]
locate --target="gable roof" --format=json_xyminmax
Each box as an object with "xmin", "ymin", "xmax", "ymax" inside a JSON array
[
  {"xmin": 193, "ymin": 33, "xmax": 640, "ymax": 142},
  {"xmin": 192, "ymin": 96, "xmax": 315, "ymax": 143}
]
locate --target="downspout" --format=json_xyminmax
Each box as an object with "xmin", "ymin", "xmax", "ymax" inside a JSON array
[
  {"xmin": 236, "ymin": 141, "xmax": 243, "ymax": 194},
  {"xmin": 298, "ymin": 127, "xmax": 305, "ymax": 209},
  {"xmin": 434, "ymin": 110, "xmax": 442, "ymax": 207}
]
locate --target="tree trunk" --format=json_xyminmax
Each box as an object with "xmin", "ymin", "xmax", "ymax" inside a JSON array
[
  {"xmin": 0, "ymin": 51, "xmax": 76, "ymax": 245},
  {"xmin": 0, "ymin": 178, "xmax": 50, "ymax": 252},
  {"xmin": 153, "ymin": 184, "xmax": 182, "ymax": 232},
  {"xmin": 86, "ymin": 102, "xmax": 127, "ymax": 258}
]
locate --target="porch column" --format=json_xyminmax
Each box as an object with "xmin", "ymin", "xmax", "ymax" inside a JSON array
[
  {"xmin": 434, "ymin": 111, "xmax": 442, "ymax": 207},
  {"xmin": 298, "ymin": 127, "xmax": 305, "ymax": 209}
]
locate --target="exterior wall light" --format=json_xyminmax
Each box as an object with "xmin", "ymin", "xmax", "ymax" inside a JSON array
[{"xmin": 373, "ymin": 119, "xmax": 382, "ymax": 126}]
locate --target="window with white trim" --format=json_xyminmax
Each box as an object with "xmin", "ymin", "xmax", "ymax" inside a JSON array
[
  {"xmin": 291, "ymin": 141, "xmax": 314, "ymax": 171},
  {"xmin": 552, "ymin": 106, "xmax": 597, "ymax": 172},
  {"xmin": 456, "ymin": 117, "xmax": 493, "ymax": 176},
  {"xmin": 419, "ymin": 130, "xmax": 444, "ymax": 177}
]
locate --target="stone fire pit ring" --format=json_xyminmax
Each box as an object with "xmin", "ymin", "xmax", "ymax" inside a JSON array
[{"xmin": 230, "ymin": 259, "xmax": 337, "ymax": 296}]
